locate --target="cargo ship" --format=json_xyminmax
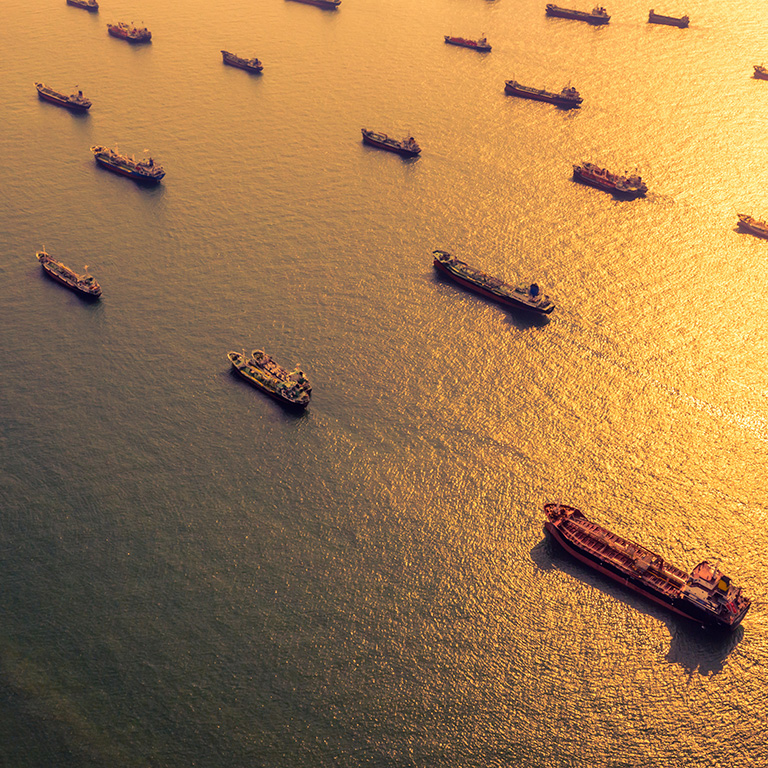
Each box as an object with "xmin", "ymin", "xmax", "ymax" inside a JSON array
[
  {"xmin": 107, "ymin": 22, "xmax": 152, "ymax": 42},
  {"xmin": 286, "ymin": 0, "xmax": 340, "ymax": 8},
  {"xmin": 544, "ymin": 503, "xmax": 751, "ymax": 630},
  {"xmin": 737, "ymin": 213, "xmax": 768, "ymax": 239},
  {"xmin": 37, "ymin": 250, "xmax": 102, "ymax": 299},
  {"xmin": 221, "ymin": 50, "xmax": 263, "ymax": 73},
  {"xmin": 250, "ymin": 350, "xmax": 311, "ymax": 394},
  {"xmin": 505, "ymin": 80, "xmax": 582, "ymax": 108},
  {"xmin": 545, "ymin": 4, "xmax": 610, "ymax": 23},
  {"xmin": 444, "ymin": 35, "xmax": 492, "ymax": 52},
  {"xmin": 572, "ymin": 162, "xmax": 647, "ymax": 197},
  {"xmin": 67, "ymin": 0, "xmax": 99, "ymax": 10},
  {"xmin": 228, "ymin": 352, "xmax": 311, "ymax": 408},
  {"xmin": 648, "ymin": 9, "xmax": 689, "ymax": 27},
  {"xmin": 35, "ymin": 82, "xmax": 91, "ymax": 111},
  {"xmin": 361, "ymin": 129, "xmax": 421, "ymax": 157},
  {"xmin": 753, "ymin": 65, "xmax": 768, "ymax": 80},
  {"xmin": 90, "ymin": 146, "xmax": 165, "ymax": 183},
  {"xmin": 433, "ymin": 250, "xmax": 555, "ymax": 314}
]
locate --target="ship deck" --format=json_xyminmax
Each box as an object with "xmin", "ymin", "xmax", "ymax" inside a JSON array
[{"xmin": 559, "ymin": 516, "xmax": 687, "ymax": 598}]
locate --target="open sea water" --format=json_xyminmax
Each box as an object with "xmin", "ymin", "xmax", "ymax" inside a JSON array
[{"xmin": 2, "ymin": 0, "xmax": 767, "ymax": 765}]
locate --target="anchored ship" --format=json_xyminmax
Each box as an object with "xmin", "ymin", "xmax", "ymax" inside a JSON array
[
  {"xmin": 573, "ymin": 162, "xmax": 647, "ymax": 197},
  {"xmin": 648, "ymin": 9, "xmax": 689, "ymax": 27},
  {"xmin": 544, "ymin": 504, "xmax": 751, "ymax": 630},
  {"xmin": 444, "ymin": 35, "xmax": 492, "ymax": 52},
  {"xmin": 737, "ymin": 213, "xmax": 768, "ymax": 239},
  {"xmin": 753, "ymin": 65, "xmax": 768, "ymax": 80},
  {"xmin": 361, "ymin": 129, "xmax": 421, "ymax": 157},
  {"xmin": 221, "ymin": 50, "xmax": 263, "ymax": 73},
  {"xmin": 505, "ymin": 80, "xmax": 582, "ymax": 108},
  {"xmin": 228, "ymin": 351, "xmax": 311, "ymax": 408},
  {"xmin": 250, "ymin": 350, "xmax": 312, "ymax": 394},
  {"xmin": 107, "ymin": 22, "xmax": 151, "ymax": 42},
  {"xmin": 90, "ymin": 146, "xmax": 165, "ymax": 183},
  {"xmin": 286, "ymin": 0, "xmax": 340, "ymax": 8},
  {"xmin": 67, "ymin": 0, "xmax": 99, "ymax": 10},
  {"xmin": 35, "ymin": 82, "xmax": 91, "ymax": 111},
  {"xmin": 545, "ymin": 4, "xmax": 610, "ymax": 23},
  {"xmin": 433, "ymin": 250, "xmax": 555, "ymax": 315},
  {"xmin": 37, "ymin": 250, "xmax": 102, "ymax": 299}
]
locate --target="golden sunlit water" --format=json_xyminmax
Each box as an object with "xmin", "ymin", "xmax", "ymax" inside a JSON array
[{"xmin": 2, "ymin": 0, "xmax": 767, "ymax": 765}]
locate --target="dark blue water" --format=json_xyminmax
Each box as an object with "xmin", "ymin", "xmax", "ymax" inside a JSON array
[{"xmin": 1, "ymin": 0, "xmax": 767, "ymax": 765}]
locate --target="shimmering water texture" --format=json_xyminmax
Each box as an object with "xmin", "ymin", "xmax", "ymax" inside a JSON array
[{"xmin": 1, "ymin": 1, "xmax": 767, "ymax": 766}]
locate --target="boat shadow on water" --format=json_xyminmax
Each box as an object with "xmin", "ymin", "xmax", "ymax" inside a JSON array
[
  {"xmin": 530, "ymin": 537, "xmax": 744, "ymax": 674},
  {"xmin": 733, "ymin": 225, "xmax": 767, "ymax": 240},
  {"xmin": 555, "ymin": 103, "xmax": 582, "ymax": 114},
  {"xmin": 103, "ymin": 171, "xmax": 167, "ymax": 190},
  {"xmin": 663, "ymin": 616, "xmax": 744, "ymax": 677},
  {"xmin": 360, "ymin": 149, "xmax": 421, "ymax": 164},
  {"xmin": 498, "ymin": 307, "xmax": 551, "ymax": 331},
  {"xmin": 38, "ymin": 275, "xmax": 103, "ymax": 305},
  {"xmin": 37, "ymin": 101, "xmax": 91, "ymax": 120},
  {"xmin": 430, "ymin": 272, "xmax": 552, "ymax": 329}
]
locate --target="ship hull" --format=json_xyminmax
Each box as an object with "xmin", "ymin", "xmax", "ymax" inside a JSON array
[
  {"xmin": 361, "ymin": 134, "xmax": 420, "ymax": 157},
  {"xmin": 648, "ymin": 12, "xmax": 689, "ymax": 27},
  {"xmin": 229, "ymin": 361, "xmax": 309, "ymax": 409},
  {"xmin": 573, "ymin": 169, "xmax": 645, "ymax": 197},
  {"xmin": 737, "ymin": 219, "xmax": 768, "ymax": 239},
  {"xmin": 286, "ymin": 0, "xmax": 340, "ymax": 8},
  {"xmin": 108, "ymin": 27, "xmax": 151, "ymax": 43},
  {"xmin": 38, "ymin": 259, "xmax": 101, "ymax": 299},
  {"xmin": 544, "ymin": 521, "xmax": 693, "ymax": 618},
  {"xmin": 444, "ymin": 37, "xmax": 491, "ymax": 52},
  {"xmin": 36, "ymin": 89, "xmax": 91, "ymax": 111},
  {"xmin": 67, "ymin": 0, "xmax": 98, "ymax": 10},
  {"xmin": 223, "ymin": 61, "xmax": 263, "ymax": 73},
  {"xmin": 505, "ymin": 82, "xmax": 581, "ymax": 108},
  {"xmin": 545, "ymin": 6, "xmax": 610, "ymax": 24},
  {"xmin": 433, "ymin": 256, "xmax": 553, "ymax": 314},
  {"xmin": 754, "ymin": 67, "xmax": 768, "ymax": 80},
  {"xmin": 250, "ymin": 352, "xmax": 312, "ymax": 394},
  {"xmin": 545, "ymin": 521, "xmax": 745, "ymax": 629},
  {"xmin": 544, "ymin": 505, "xmax": 750, "ymax": 630},
  {"xmin": 40, "ymin": 265, "xmax": 100, "ymax": 298},
  {"xmin": 222, "ymin": 54, "xmax": 263, "ymax": 73},
  {"xmin": 93, "ymin": 156, "xmax": 164, "ymax": 183}
]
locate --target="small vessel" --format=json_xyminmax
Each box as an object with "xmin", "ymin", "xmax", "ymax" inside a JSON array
[
  {"xmin": 250, "ymin": 350, "xmax": 312, "ymax": 394},
  {"xmin": 647, "ymin": 9, "xmax": 689, "ymax": 27},
  {"xmin": 545, "ymin": 4, "xmax": 610, "ymax": 23},
  {"xmin": 505, "ymin": 80, "xmax": 582, "ymax": 108},
  {"xmin": 67, "ymin": 0, "xmax": 99, "ymax": 10},
  {"xmin": 35, "ymin": 82, "xmax": 91, "ymax": 111},
  {"xmin": 221, "ymin": 50, "xmax": 263, "ymax": 73},
  {"xmin": 286, "ymin": 0, "xmax": 340, "ymax": 8},
  {"xmin": 107, "ymin": 22, "xmax": 152, "ymax": 42},
  {"xmin": 737, "ymin": 213, "xmax": 768, "ymax": 239},
  {"xmin": 753, "ymin": 65, "xmax": 768, "ymax": 80},
  {"xmin": 90, "ymin": 145, "xmax": 165, "ymax": 183},
  {"xmin": 432, "ymin": 250, "xmax": 555, "ymax": 315},
  {"xmin": 572, "ymin": 162, "xmax": 647, "ymax": 197},
  {"xmin": 361, "ymin": 129, "xmax": 421, "ymax": 157},
  {"xmin": 544, "ymin": 503, "xmax": 751, "ymax": 630},
  {"xmin": 444, "ymin": 35, "xmax": 492, "ymax": 52},
  {"xmin": 228, "ymin": 352, "xmax": 311, "ymax": 408},
  {"xmin": 37, "ymin": 250, "xmax": 102, "ymax": 299}
]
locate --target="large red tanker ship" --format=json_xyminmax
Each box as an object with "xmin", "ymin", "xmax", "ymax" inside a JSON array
[{"xmin": 544, "ymin": 503, "xmax": 751, "ymax": 630}]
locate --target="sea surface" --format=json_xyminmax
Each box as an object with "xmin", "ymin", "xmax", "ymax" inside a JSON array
[{"xmin": 1, "ymin": 0, "xmax": 767, "ymax": 765}]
